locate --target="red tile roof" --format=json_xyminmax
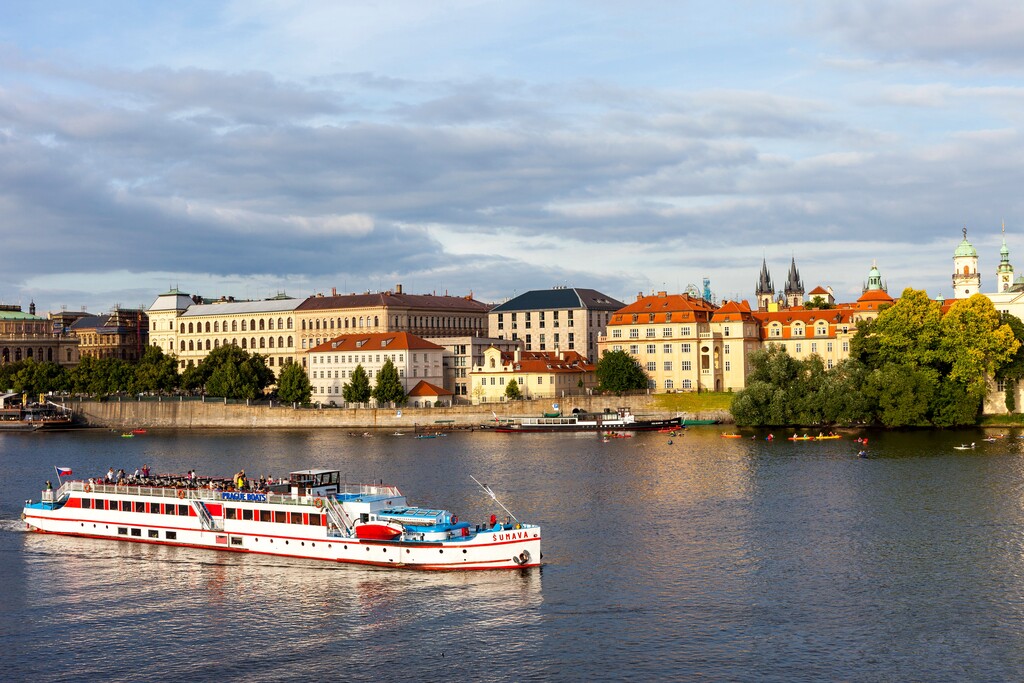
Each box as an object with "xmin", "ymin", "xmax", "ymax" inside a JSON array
[
  {"xmin": 808, "ymin": 286, "xmax": 831, "ymax": 296},
  {"xmin": 307, "ymin": 331, "xmax": 445, "ymax": 354},
  {"xmin": 609, "ymin": 293, "xmax": 716, "ymax": 325},
  {"xmin": 489, "ymin": 349, "xmax": 594, "ymax": 373},
  {"xmin": 407, "ymin": 380, "xmax": 452, "ymax": 397},
  {"xmin": 297, "ymin": 292, "xmax": 490, "ymax": 313}
]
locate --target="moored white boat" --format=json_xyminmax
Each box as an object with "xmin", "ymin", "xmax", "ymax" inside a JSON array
[
  {"xmin": 495, "ymin": 406, "xmax": 680, "ymax": 433},
  {"xmin": 22, "ymin": 468, "xmax": 540, "ymax": 570}
]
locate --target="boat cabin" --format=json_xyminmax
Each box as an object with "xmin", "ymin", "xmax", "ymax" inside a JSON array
[{"xmin": 288, "ymin": 469, "xmax": 341, "ymax": 498}]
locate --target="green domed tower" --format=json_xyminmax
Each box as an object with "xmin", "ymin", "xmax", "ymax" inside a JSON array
[
  {"xmin": 997, "ymin": 221, "xmax": 1014, "ymax": 293},
  {"xmin": 952, "ymin": 227, "xmax": 980, "ymax": 298}
]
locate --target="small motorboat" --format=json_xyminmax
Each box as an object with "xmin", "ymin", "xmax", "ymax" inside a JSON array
[
  {"xmin": 353, "ymin": 521, "xmax": 404, "ymax": 540},
  {"xmin": 953, "ymin": 443, "xmax": 976, "ymax": 451},
  {"xmin": 131, "ymin": 428, "xmax": 147, "ymax": 435}
]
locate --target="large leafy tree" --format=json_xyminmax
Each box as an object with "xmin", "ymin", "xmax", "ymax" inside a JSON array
[
  {"xmin": 371, "ymin": 358, "xmax": 406, "ymax": 404},
  {"xmin": 180, "ymin": 344, "xmax": 274, "ymax": 399},
  {"xmin": 940, "ymin": 294, "xmax": 1019, "ymax": 393},
  {"xmin": 9, "ymin": 359, "xmax": 68, "ymax": 396},
  {"xmin": 871, "ymin": 288, "xmax": 944, "ymax": 368},
  {"xmin": 343, "ymin": 364, "xmax": 372, "ymax": 403},
  {"xmin": 595, "ymin": 350, "xmax": 648, "ymax": 393},
  {"xmin": 134, "ymin": 345, "xmax": 179, "ymax": 393},
  {"xmin": 277, "ymin": 362, "xmax": 312, "ymax": 404}
]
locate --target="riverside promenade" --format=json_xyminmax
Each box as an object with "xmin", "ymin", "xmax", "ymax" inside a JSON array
[{"xmin": 60, "ymin": 395, "xmax": 726, "ymax": 430}]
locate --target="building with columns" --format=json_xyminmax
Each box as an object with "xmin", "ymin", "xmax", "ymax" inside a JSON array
[{"xmin": 0, "ymin": 302, "xmax": 79, "ymax": 366}]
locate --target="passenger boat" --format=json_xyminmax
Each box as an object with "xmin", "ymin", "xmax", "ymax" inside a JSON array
[
  {"xmin": 495, "ymin": 406, "xmax": 680, "ymax": 433},
  {"xmin": 22, "ymin": 469, "xmax": 541, "ymax": 570},
  {"xmin": 0, "ymin": 398, "xmax": 74, "ymax": 432}
]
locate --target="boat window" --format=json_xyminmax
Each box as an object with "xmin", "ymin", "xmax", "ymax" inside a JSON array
[
  {"xmin": 81, "ymin": 497, "xmax": 92, "ymax": 509},
  {"xmin": 260, "ymin": 510, "xmax": 271, "ymax": 522},
  {"xmin": 290, "ymin": 513, "xmax": 304, "ymax": 525},
  {"xmin": 121, "ymin": 501, "xmax": 132, "ymax": 511},
  {"xmin": 148, "ymin": 530, "xmax": 158, "ymax": 538},
  {"xmin": 242, "ymin": 509, "xmax": 253, "ymax": 521},
  {"xmin": 275, "ymin": 511, "xmax": 287, "ymax": 524},
  {"xmin": 166, "ymin": 505, "xmax": 177, "ymax": 516},
  {"xmin": 225, "ymin": 508, "xmax": 236, "ymax": 520},
  {"xmin": 309, "ymin": 514, "xmax": 323, "ymax": 526},
  {"xmin": 166, "ymin": 531, "xmax": 177, "ymax": 540},
  {"xmin": 131, "ymin": 528, "xmax": 142, "ymax": 537},
  {"xmin": 135, "ymin": 501, "xmax": 145, "ymax": 512},
  {"xmin": 118, "ymin": 527, "xmax": 128, "ymax": 535},
  {"xmin": 177, "ymin": 505, "xmax": 188, "ymax": 516}
]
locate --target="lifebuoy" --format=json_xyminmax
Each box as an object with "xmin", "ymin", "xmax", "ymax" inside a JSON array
[
  {"xmin": 177, "ymin": 490, "xmax": 185, "ymax": 499},
  {"xmin": 83, "ymin": 484, "xmax": 92, "ymax": 493},
  {"xmin": 314, "ymin": 498, "xmax": 324, "ymax": 509},
  {"xmin": 451, "ymin": 515, "xmax": 458, "ymax": 524}
]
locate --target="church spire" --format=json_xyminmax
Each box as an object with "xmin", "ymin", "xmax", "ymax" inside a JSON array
[
  {"xmin": 784, "ymin": 256, "xmax": 804, "ymax": 307},
  {"xmin": 755, "ymin": 258, "xmax": 774, "ymax": 311},
  {"xmin": 998, "ymin": 220, "xmax": 1014, "ymax": 292}
]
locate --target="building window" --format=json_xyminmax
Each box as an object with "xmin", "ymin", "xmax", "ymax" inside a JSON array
[
  {"xmin": 663, "ymin": 344, "xmax": 672, "ymax": 354},
  {"xmin": 724, "ymin": 360, "xmax": 731, "ymax": 372},
  {"xmin": 646, "ymin": 328, "xmax": 656, "ymax": 338},
  {"xmin": 662, "ymin": 328, "xmax": 672, "ymax": 337},
  {"xmin": 795, "ymin": 343, "xmax": 802, "ymax": 353},
  {"xmin": 612, "ymin": 329, "xmax": 622, "ymax": 338},
  {"xmin": 629, "ymin": 329, "xmax": 639, "ymax": 339},
  {"xmin": 681, "ymin": 343, "xmax": 691, "ymax": 353},
  {"xmin": 682, "ymin": 360, "xmax": 691, "ymax": 371},
  {"xmin": 646, "ymin": 344, "xmax": 656, "ymax": 354},
  {"xmin": 681, "ymin": 326, "xmax": 691, "ymax": 336},
  {"xmin": 663, "ymin": 362, "xmax": 672, "ymax": 371},
  {"xmin": 629, "ymin": 345, "xmax": 639, "ymax": 355},
  {"xmin": 646, "ymin": 361, "xmax": 656, "ymax": 372},
  {"xmin": 682, "ymin": 379, "xmax": 692, "ymax": 389},
  {"xmin": 827, "ymin": 342, "xmax": 833, "ymax": 353}
]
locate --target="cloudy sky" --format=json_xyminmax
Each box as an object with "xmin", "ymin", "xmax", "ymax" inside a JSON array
[{"xmin": 3, "ymin": 1, "xmax": 1024, "ymax": 315}]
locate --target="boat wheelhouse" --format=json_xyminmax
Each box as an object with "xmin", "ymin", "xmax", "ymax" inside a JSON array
[{"xmin": 23, "ymin": 468, "xmax": 540, "ymax": 570}]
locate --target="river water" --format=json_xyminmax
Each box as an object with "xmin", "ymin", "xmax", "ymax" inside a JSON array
[{"xmin": 3, "ymin": 427, "xmax": 1024, "ymax": 682}]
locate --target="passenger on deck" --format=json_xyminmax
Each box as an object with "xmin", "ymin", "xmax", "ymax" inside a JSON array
[
  {"xmin": 45, "ymin": 480, "xmax": 52, "ymax": 490},
  {"xmin": 106, "ymin": 467, "xmax": 115, "ymax": 483},
  {"xmin": 141, "ymin": 464, "xmax": 150, "ymax": 478}
]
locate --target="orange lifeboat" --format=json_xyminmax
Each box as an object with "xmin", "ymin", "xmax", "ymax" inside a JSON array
[{"xmin": 354, "ymin": 522, "xmax": 403, "ymax": 540}]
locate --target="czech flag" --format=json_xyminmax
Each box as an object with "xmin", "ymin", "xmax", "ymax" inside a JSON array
[{"xmin": 55, "ymin": 466, "xmax": 72, "ymax": 477}]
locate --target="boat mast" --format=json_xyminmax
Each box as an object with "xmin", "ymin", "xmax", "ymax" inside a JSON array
[{"xmin": 470, "ymin": 475, "xmax": 519, "ymax": 524}]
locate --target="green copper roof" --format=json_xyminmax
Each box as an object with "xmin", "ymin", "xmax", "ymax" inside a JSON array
[{"xmin": 954, "ymin": 238, "xmax": 977, "ymax": 258}]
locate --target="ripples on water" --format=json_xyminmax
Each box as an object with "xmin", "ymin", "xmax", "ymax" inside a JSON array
[{"xmin": 4, "ymin": 428, "xmax": 1024, "ymax": 681}]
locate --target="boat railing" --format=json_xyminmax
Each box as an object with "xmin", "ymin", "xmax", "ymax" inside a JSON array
[
  {"xmin": 323, "ymin": 497, "xmax": 356, "ymax": 536},
  {"xmin": 337, "ymin": 483, "xmax": 402, "ymax": 498}
]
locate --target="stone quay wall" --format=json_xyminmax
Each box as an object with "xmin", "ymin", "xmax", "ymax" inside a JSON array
[{"xmin": 59, "ymin": 396, "xmax": 729, "ymax": 430}]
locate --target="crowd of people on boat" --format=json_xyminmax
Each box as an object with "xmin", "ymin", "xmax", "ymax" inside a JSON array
[{"xmin": 79, "ymin": 464, "xmax": 283, "ymax": 493}]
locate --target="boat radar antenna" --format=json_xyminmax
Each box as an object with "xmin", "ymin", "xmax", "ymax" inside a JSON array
[{"xmin": 470, "ymin": 475, "xmax": 519, "ymax": 524}]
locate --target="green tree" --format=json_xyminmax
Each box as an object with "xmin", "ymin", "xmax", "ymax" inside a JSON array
[
  {"xmin": 11, "ymin": 359, "xmax": 68, "ymax": 396},
  {"xmin": 371, "ymin": 358, "xmax": 406, "ymax": 404},
  {"xmin": 505, "ymin": 378, "xmax": 523, "ymax": 400},
  {"xmin": 864, "ymin": 364, "xmax": 936, "ymax": 427},
  {"xmin": 871, "ymin": 288, "xmax": 944, "ymax": 368},
  {"xmin": 134, "ymin": 345, "xmax": 179, "ymax": 393},
  {"xmin": 277, "ymin": 362, "xmax": 312, "ymax": 404},
  {"xmin": 343, "ymin": 364, "xmax": 372, "ymax": 403},
  {"xmin": 805, "ymin": 295, "xmax": 835, "ymax": 310},
  {"xmin": 595, "ymin": 350, "xmax": 648, "ymax": 393},
  {"xmin": 180, "ymin": 344, "xmax": 274, "ymax": 398},
  {"xmin": 939, "ymin": 294, "xmax": 1019, "ymax": 394}
]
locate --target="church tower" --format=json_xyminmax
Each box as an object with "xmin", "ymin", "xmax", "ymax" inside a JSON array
[
  {"xmin": 952, "ymin": 227, "xmax": 980, "ymax": 298},
  {"xmin": 997, "ymin": 221, "xmax": 1014, "ymax": 293},
  {"xmin": 862, "ymin": 260, "xmax": 887, "ymax": 293},
  {"xmin": 755, "ymin": 258, "xmax": 774, "ymax": 311},
  {"xmin": 784, "ymin": 257, "xmax": 804, "ymax": 308}
]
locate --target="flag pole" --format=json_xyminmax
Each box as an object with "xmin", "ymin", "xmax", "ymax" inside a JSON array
[
  {"xmin": 470, "ymin": 475, "xmax": 519, "ymax": 524},
  {"xmin": 54, "ymin": 465, "xmax": 63, "ymax": 486}
]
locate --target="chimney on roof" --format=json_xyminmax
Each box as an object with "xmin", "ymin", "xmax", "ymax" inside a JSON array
[
  {"xmin": 396, "ymin": 284, "xmax": 403, "ymax": 294},
  {"xmin": 332, "ymin": 287, "xmax": 337, "ymax": 296},
  {"xmin": 637, "ymin": 291, "xmax": 643, "ymax": 301},
  {"xmin": 514, "ymin": 347, "xmax": 521, "ymax": 363},
  {"xmin": 657, "ymin": 291, "xmax": 667, "ymax": 297}
]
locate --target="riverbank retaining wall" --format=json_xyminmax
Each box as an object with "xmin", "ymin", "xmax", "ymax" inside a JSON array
[{"xmin": 61, "ymin": 396, "xmax": 729, "ymax": 430}]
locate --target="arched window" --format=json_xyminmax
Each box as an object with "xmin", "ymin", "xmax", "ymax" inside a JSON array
[
  {"xmin": 241, "ymin": 320, "xmax": 247, "ymax": 332},
  {"xmin": 259, "ymin": 319, "xmax": 265, "ymax": 330},
  {"xmin": 214, "ymin": 321, "xmax": 219, "ymax": 332},
  {"xmin": 188, "ymin": 322, "xmax": 194, "ymax": 333},
  {"xmin": 251, "ymin": 337, "xmax": 256, "ymax": 349},
  {"xmin": 278, "ymin": 318, "xmax": 283, "ymax": 329},
  {"xmin": 47, "ymin": 348, "xmax": 53, "ymax": 362},
  {"xmin": 241, "ymin": 338, "xmax": 247, "ymax": 349},
  {"xmin": 188, "ymin": 340, "xmax": 194, "ymax": 351},
  {"xmin": 302, "ymin": 319, "xmax": 307, "ymax": 331},
  {"xmin": 232, "ymin": 338, "xmax": 237, "ymax": 346},
  {"xmin": 278, "ymin": 336, "xmax": 284, "ymax": 348},
  {"xmin": 964, "ymin": 265, "xmax": 969, "ymax": 275},
  {"xmin": 344, "ymin": 318, "xmax": 349, "ymax": 329},
  {"xmin": 180, "ymin": 341, "xmax": 185, "ymax": 351},
  {"xmin": 287, "ymin": 318, "xmax": 292, "ymax": 329},
  {"xmin": 374, "ymin": 316, "xmax": 379, "ymax": 327},
  {"xmin": 214, "ymin": 339, "xmax": 220, "ymax": 348},
  {"xmin": 205, "ymin": 321, "xmax": 211, "ymax": 333},
  {"xmin": 269, "ymin": 337, "xmax": 275, "ymax": 348},
  {"xmin": 359, "ymin": 317, "xmax": 365, "ymax": 328},
  {"xmin": 260, "ymin": 337, "xmax": 266, "ymax": 348},
  {"xmin": 268, "ymin": 318, "xmax": 274, "ymax": 330},
  {"xmin": 315, "ymin": 319, "xmax": 320, "ymax": 330},
  {"xmin": 180, "ymin": 323, "xmax": 185, "ymax": 334},
  {"xmin": 287, "ymin": 336, "xmax": 293, "ymax": 347},
  {"xmin": 206, "ymin": 339, "xmax": 211, "ymax": 350},
  {"xmin": 231, "ymin": 320, "xmax": 237, "ymax": 332}
]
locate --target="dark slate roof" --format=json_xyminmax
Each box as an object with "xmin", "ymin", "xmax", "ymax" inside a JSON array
[
  {"xmin": 69, "ymin": 315, "xmax": 110, "ymax": 330},
  {"xmin": 490, "ymin": 288, "xmax": 624, "ymax": 313}
]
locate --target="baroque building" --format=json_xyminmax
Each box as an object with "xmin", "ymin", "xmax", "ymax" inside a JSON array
[
  {"xmin": 0, "ymin": 302, "xmax": 79, "ymax": 366},
  {"xmin": 469, "ymin": 347, "xmax": 595, "ymax": 403},
  {"xmin": 70, "ymin": 306, "xmax": 149, "ymax": 361}
]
